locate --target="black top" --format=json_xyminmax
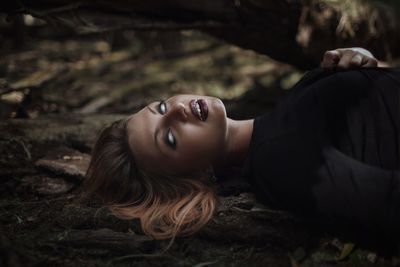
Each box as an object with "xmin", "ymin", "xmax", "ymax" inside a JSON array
[{"xmin": 243, "ymin": 68, "xmax": 400, "ymax": 243}]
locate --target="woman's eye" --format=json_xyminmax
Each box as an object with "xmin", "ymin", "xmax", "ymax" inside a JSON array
[
  {"xmin": 165, "ymin": 129, "xmax": 176, "ymax": 149},
  {"xmin": 158, "ymin": 101, "xmax": 167, "ymax": 114}
]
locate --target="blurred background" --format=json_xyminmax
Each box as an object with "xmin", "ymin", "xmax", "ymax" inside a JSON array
[
  {"xmin": 1, "ymin": 0, "xmax": 400, "ymax": 121},
  {"xmin": 0, "ymin": 14, "xmax": 294, "ymax": 121}
]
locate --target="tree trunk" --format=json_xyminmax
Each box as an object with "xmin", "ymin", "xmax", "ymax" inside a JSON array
[{"xmin": 2, "ymin": 0, "xmax": 400, "ymax": 69}]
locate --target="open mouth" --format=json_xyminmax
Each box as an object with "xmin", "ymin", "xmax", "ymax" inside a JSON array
[{"xmin": 190, "ymin": 99, "xmax": 208, "ymax": 121}]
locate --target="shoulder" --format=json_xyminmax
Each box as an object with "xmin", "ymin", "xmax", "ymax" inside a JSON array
[
  {"xmin": 308, "ymin": 67, "xmax": 400, "ymax": 98},
  {"xmin": 292, "ymin": 67, "xmax": 399, "ymax": 90}
]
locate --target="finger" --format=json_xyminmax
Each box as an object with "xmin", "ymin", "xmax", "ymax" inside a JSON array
[
  {"xmin": 321, "ymin": 50, "xmax": 340, "ymax": 69},
  {"xmin": 361, "ymin": 56, "xmax": 378, "ymax": 67},
  {"xmin": 349, "ymin": 53, "xmax": 363, "ymax": 66},
  {"xmin": 377, "ymin": 60, "xmax": 389, "ymax": 67},
  {"xmin": 337, "ymin": 50, "xmax": 358, "ymax": 69}
]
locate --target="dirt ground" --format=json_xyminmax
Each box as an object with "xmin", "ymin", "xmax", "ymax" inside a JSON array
[{"xmin": 1, "ymin": 18, "xmax": 400, "ymax": 267}]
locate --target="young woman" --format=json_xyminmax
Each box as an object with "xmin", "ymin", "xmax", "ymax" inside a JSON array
[{"xmin": 84, "ymin": 47, "xmax": 399, "ymax": 245}]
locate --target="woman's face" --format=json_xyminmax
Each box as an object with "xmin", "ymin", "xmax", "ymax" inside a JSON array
[{"xmin": 126, "ymin": 94, "xmax": 228, "ymax": 177}]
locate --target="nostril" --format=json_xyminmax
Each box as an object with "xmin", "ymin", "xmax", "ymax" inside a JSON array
[
  {"xmin": 182, "ymin": 107, "xmax": 188, "ymax": 119},
  {"xmin": 179, "ymin": 103, "xmax": 187, "ymax": 119}
]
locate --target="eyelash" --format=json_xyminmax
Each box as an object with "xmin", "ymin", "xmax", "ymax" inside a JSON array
[
  {"xmin": 158, "ymin": 100, "xmax": 177, "ymax": 149},
  {"xmin": 158, "ymin": 100, "xmax": 167, "ymax": 114},
  {"xmin": 165, "ymin": 128, "xmax": 176, "ymax": 149}
]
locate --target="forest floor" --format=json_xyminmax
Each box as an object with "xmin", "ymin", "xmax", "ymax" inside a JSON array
[{"xmin": 1, "ymin": 20, "xmax": 400, "ymax": 267}]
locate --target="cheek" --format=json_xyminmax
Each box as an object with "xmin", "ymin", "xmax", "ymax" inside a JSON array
[{"xmin": 182, "ymin": 125, "xmax": 224, "ymax": 159}]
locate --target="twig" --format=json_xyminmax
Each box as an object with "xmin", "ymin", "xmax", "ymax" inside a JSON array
[
  {"xmin": 0, "ymin": 195, "xmax": 74, "ymax": 208},
  {"xmin": 110, "ymin": 251, "xmax": 192, "ymax": 266},
  {"xmin": 0, "ymin": 86, "xmax": 19, "ymax": 96},
  {"xmin": 76, "ymin": 20, "xmax": 231, "ymax": 34},
  {"xmin": 192, "ymin": 259, "xmax": 220, "ymax": 267},
  {"xmin": 231, "ymin": 206, "xmax": 251, "ymax": 212},
  {"xmin": 112, "ymin": 252, "xmax": 172, "ymax": 261},
  {"xmin": 16, "ymin": 139, "xmax": 31, "ymax": 161},
  {"xmin": 16, "ymin": 0, "xmax": 82, "ymax": 17}
]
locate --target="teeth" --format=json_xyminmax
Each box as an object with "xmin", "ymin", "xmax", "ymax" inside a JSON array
[{"xmin": 195, "ymin": 101, "xmax": 202, "ymax": 120}]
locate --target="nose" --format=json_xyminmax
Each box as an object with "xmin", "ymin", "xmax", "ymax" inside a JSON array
[{"xmin": 165, "ymin": 102, "xmax": 188, "ymax": 123}]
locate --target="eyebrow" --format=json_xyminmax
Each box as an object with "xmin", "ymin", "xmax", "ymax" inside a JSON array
[{"xmin": 151, "ymin": 111, "xmax": 167, "ymax": 156}]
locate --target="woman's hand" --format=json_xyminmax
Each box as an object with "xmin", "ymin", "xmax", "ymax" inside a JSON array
[{"xmin": 320, "ymin": 47, "xmax": 378, "ymax": 70}]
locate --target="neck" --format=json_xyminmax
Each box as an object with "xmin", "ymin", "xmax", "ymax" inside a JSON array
[{"xmin": 214, "ymin": 118, "xmax": 254, "ymax": 169}]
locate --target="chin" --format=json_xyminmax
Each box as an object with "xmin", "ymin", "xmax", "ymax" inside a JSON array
[{"xmin": 214, "ymin": 98, "xmax": 227, "ymax": 116}]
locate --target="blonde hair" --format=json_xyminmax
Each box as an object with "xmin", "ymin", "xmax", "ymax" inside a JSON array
[{"xmin": 83, "ymin": 118, "xmax": 218, "ymax": 241}]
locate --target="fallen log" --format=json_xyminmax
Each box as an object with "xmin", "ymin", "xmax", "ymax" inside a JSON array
[{"xmin": 55, "ymin": 228, "xmax": 157, "ymax": 253}]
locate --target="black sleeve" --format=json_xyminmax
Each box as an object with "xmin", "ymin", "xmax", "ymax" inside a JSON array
[
  {"xmin": 313, "ymin": 147, "xmax": 400, "ymax": 243},
  {"xmin": 310, "ymin": 69, "xmax": 370, "ymax": 112},
  {"xmin": 276, "ymin": 68, "xmax": 374, "ymax": 117},
  {"xmin": 307, "ymin": 68, "xmax": 400, "ymax": 115}
]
